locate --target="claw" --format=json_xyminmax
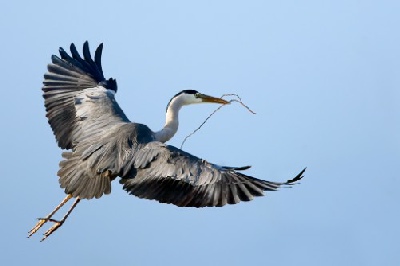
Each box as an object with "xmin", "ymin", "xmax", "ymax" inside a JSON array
[
  {"xmin": 27, "ymin": 194, "xmax": 79, "ymax": 241},
  {"xmin": 41, "ymin": 221, "xmax": 63, "ymax": 242},
  {"xmin": 27, "ymin": 218, "xmax": 48, "ymax": 238}
]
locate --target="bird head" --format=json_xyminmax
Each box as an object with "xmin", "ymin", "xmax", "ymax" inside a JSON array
[{"xmin": 166, "ymin": 90, "xmax": 229, "ymax": 111}]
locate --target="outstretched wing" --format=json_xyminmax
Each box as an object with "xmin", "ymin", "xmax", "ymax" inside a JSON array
[
  {"xmin": 121, "ymin": 142, "xmax": 306, "ymax": 207},
  {"xmin": 42, "ymin": 41, "xmax": 129, "ymax": 149}
]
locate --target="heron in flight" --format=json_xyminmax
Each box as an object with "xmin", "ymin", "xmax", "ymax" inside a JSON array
[{"xmin": 28, "ymin": 42, "xmax": 306, "ymax": 241}]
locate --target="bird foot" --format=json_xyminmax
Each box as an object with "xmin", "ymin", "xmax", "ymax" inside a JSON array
[
  {"xmin": 27, "ymin": 218, "xmax": 48, "ymax": 238},
  {"xmin": 41, "ymin": 219, "xmax": 63, "ymax": 242},
  {"xmin": 27, "ymin": 194, "xmax": 78, "ymax": 242},
  {"xmin": 28, "ymin": 217, "xmax": 63, "ymax": 241}
]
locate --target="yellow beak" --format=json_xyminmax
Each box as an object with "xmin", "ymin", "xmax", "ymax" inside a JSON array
[{"xmin": 198, "ymin": 94, "xmax": 229, "ymax": 105}]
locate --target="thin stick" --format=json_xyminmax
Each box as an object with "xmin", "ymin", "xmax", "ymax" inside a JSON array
[
  {"xmin": 221, "ymin": 94, "xmax": 256, "ymax": 114},
  {"xmin": 180, "ymin": 93, "xmax": 255, "ymax": 149}
]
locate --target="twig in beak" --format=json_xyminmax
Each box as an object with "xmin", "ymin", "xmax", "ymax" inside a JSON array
[{"xmin": 180, "ymin": 93, "xmax": 256, "ymax": 149}]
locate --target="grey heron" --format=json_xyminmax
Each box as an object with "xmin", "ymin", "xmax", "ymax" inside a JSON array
[{"xmin": 28, "ymin": 42, "xmax": 306, "ymax": 242}]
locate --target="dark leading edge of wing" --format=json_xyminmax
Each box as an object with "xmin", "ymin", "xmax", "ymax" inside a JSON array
[{"xmin": 42, "ymin": 42, "xmax": 117, "ymax": 149}]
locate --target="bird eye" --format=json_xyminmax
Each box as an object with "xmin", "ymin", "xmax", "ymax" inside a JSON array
[{"xmin": 194, "ymin": 93, "xmax": 200, "ymax": 98}]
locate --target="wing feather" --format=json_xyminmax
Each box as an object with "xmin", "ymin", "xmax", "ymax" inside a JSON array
[
  {"xmin": 121, "ymin": 142, "xmax": 306, "ymax": 207},
  {"xmin": 94, "ymin": 44, "xmax": 104, "ymax": 77},
  {"xmin": 42, "ymin": 41, "xmax": 120, "ymax": 149},
  {"xmin": 56, "ymin": 123, "xmax": 154, "ymax": 199},
  {"xmin": 42, "ymin": 42, "xmax": 135, "ymax": 199}
]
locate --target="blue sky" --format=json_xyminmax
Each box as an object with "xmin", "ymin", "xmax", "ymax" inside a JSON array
[{"xmin": 1, "ymin": 1, "xmax": 399, "ymax": 265}]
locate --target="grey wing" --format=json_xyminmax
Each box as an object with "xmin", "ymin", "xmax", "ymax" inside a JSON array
[
  {"xmin": 42, "ymin": 41, "xmax": 129, "ymax": 149},
  {"xmin": 43, "ymin": 42, "xmax": 134, "ymax": 199},
  {"xmin": 121, "ymin": 142, "xmax": 306, "ymax": 207}
]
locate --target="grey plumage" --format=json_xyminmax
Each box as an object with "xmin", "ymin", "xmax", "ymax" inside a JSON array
[
  {"xmin": 42, "ymin": 41, "xmax": 306, "ymax": 206},
  {"xmin": 43, "ymin": 43, "xmax": 118, "ymax": 149}
]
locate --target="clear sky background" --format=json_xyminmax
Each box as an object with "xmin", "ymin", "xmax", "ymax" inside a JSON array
[{"xmin": 1, "ymin": 1, "xmax": 399, "ymax": 265}]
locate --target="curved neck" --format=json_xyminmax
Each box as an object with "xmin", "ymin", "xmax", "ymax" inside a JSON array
[{"xmin": 154, "ymin": 99, "xmax": 182, "ymax": 143}]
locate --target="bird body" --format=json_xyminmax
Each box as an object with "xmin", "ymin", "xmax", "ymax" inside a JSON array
[{"xmin": 28, "ymin": 42, "xmax": 305, "ymax": 241}]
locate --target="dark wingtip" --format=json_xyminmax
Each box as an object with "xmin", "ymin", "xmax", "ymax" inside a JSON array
[
  {"xmin": 59, "ymin": 47, "xmax": 68, "ymax": 60},
  {"xmin": 94, "ymin": 43, "xmax": 104, "ymax": 76},
  {"xmin": 55, "ymin": 41, "xmax": 112, "ymax": 87},
  {"xmin": 96, "ymin": 43, "xmax": 104, "ymax": 59},
  {"xmin": 285, "ymin": 167, "xmax": 306, "ymax": 184},
  {"xmin": 231, "ymin": 165, "xmax": 252, "ymax": 171},
  {"xmin": 83, "ymin": 41, "xmax": 90, "ymax": 54},
  {"xmin": 70, "ymin": 43, "xmax": 78, "ymax": 56},
  {"xmin": 99, "ymin": 78, "xmax": 117, "ymax": 92}
]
